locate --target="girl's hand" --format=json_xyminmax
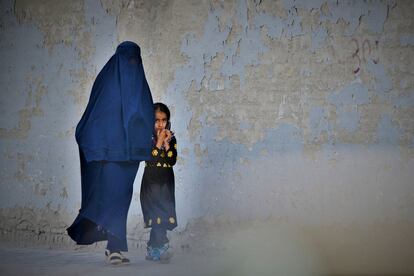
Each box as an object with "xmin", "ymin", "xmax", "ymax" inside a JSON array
[
  {"xmin": 156, "ymin": 129, "xmax": 167, "ymax": 149},
  {"xmin": 159, "ymin": 129, "xmax": 168, "ymax": 139},
  {"xmin": 164, "ymin": 130, "xmax": 172, "ymax": 142},
  {"xmin": 163, "ymin": 130, "xmax": 172, "ymax": 150}
]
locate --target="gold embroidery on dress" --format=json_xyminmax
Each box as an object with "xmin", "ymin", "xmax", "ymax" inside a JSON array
[
  {"xmin": 152, "ymin": 149, "xmax": 158, "ymax": 156},
  {"xmin": 174, "ymin": 144, "xmax": 177, "ymax": 149},
  {"xmin": 167, "ymin": 151, "xmax": 173, "ymax": 157},
  {"xmin": 157, "ymin": 217, "xmax": 161, "ymax": 224},
  {"xmin": 169, "ymin": 217, "xmax": 175, "ymax": 224},
  {"xmin": 156, "ymin": 162, "xmax": 161, "ymax": 167},
  {"xmin": 163, "ymin": 163, "xmax": 167, "ymax": 167},
  {"xmin": 160, "ymin": 152, "xmax": 165, "ymax": 157}
]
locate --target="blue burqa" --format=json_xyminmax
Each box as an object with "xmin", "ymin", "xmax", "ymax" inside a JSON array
[
  {"xmin": 67, "ymin": 41, "xmax": 154, "ymax": 251},
  {"xmin": 75, "ymin": 41, "xmax": 154, "ymax": 162}
]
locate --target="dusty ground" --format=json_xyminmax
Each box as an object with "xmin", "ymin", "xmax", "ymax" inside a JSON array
[
  {"xmin": 0, "ymin": 246, "xmax": 219, "ymax": 276},
  {"xmin": 1, "ymin": 221, "xmax": 414, "ymax": 276}
]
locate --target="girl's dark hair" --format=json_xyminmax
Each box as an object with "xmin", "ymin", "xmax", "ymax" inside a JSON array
[{"xmin": 153, "ymin": 102, "xmax": 170, "ymax": 121}]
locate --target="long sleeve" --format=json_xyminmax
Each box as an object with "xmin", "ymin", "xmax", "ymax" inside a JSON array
[
  {"xmin": 148, "ymin": 137, "xmax": 177, "ymax": 168},
  {"xmin": 164, "ymin": 137, "xmax": 177, "ymax": 166}
]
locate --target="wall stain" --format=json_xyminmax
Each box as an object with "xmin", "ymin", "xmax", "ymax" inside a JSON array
[{"xmin": 0, "ymin": 77, "xmax": 46, "ymax": 139}]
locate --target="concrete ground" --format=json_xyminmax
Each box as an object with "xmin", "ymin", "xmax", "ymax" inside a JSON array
[
  {"xmin": 2, "ymin": 221, "xmax": 414, "ymax": 276},
  {"xmin": 1, "ymin": 244, "xmax": 413, "ymax": 276},
  {"xmin": 0, "ymin": 246, "xmax": 214, "ymax": 276}
]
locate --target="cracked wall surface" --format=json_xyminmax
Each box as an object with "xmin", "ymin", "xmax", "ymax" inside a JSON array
[{"xmin": 1, "ymin": 0, "xmax": 414, "ymax": 273}]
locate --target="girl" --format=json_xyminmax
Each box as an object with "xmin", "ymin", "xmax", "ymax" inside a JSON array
[{"xmin": 141, "ymin": 102, "xmax": 178, "ymax": 262}]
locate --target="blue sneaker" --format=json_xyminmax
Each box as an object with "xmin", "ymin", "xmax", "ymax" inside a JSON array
[
  {"xmin": 145, "ymin": 244, "xmax": 172, "ymax": 262},
  {"xmin": 158, "ymin": 243, "xmax": 173, "ymax": 263},
  {"xmin": 145, "ymin": 246, "xmax": 159, "ymax": 261}
]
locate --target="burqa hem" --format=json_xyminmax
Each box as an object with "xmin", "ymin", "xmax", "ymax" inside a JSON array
[
  {"xmin": 67, "ymin": 148, "xmax": 140, "ymax": 252},
  {"xmin": 67, "ymin": 213, "xmax": 129, "ymax": 252}
]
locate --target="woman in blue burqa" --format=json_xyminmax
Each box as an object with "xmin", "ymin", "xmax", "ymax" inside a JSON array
[{"xmin": 67, "ymin": 41, "xmax": 154, "ymax": 265}]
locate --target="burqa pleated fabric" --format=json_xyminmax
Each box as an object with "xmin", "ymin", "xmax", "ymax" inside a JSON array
[{"xmin": 67, "ymin": 41, "xmax": 154, "ymax": 252}]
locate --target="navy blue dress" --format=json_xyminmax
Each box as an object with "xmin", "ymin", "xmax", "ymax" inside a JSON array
[{"xmin": 67, "ymin": 41, "xmax": 154, "ymax": 251}]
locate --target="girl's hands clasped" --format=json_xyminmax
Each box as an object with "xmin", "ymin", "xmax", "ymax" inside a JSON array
[{"xmin": 156, "ymin": 129, "xmax": 173, "ymax": 150}]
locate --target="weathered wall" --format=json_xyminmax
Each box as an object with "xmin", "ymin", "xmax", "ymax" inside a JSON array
[{"xmin": 1, "ymin": 0, "xmax": 413, "ymax": 273}]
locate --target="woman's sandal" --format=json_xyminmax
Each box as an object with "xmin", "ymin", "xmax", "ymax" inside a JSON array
[{"xmin": 105, "ymin": 249, "xmax": 130, "ymax": 265}]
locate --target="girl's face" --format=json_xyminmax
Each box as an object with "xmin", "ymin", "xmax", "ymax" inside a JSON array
[{"xmin": 155, "ymin": 111, "xmax": 168, "ymax": 133}]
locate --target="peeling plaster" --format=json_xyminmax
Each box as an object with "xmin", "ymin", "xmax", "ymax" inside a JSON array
[
  {"xmin": 321, "ymin": 0, "xmax": 391, "ymax": 36},
  {"xmin": 376, "ymin": 114, "xmax": 402, "ymax": 145},
  {"xmin": 309, "ymin": 106, "xmax": 332, "ymax": 142},
  {"xmin": 366, "ymin": 60, "xmax": 393, "ymax": 100},
  {"xmin": 328, "ymin": 81, "xmax": 370, "ymax": 133},
  {"xmin": 310, "ymin": 26, "xmax": 328, "ymax": 53},
  {"xmin": 392, "ymin": 91, "xmax": 414, "ymax": 108},
  {"xmin": 400, "ymin": 34, "xmax": 414, "ymax": 46},
  {"xmin": 0, "ymin": 76, "xmax": 47, "ymax": 139}
]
